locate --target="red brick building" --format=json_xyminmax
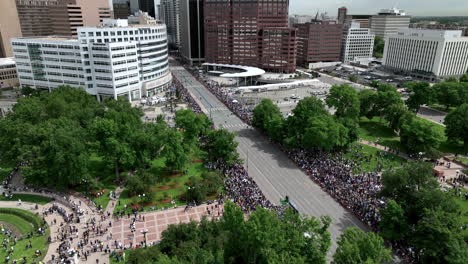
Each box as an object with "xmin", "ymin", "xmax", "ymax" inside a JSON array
[
  {"xmin": 204, "ymin": 0, "xmax": 297, "ymax": 73},
  {"xmin": 295, "ymin": 21, "xmax": 343, "ymax": 67}
]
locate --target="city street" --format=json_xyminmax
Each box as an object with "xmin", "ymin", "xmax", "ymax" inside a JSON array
[{"xmin": 171, "ymin": 65, "xmax": 369, "ymax": 257}]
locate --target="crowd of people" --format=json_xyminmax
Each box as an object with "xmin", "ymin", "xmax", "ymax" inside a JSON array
[{"xmin": 183, "ymin": 68, "xmax": 428, "ymax": 262}]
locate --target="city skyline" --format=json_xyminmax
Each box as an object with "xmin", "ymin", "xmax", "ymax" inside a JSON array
[{"xmin": 290, "ymin": 0, "xmax": 468, "ymax": 17}]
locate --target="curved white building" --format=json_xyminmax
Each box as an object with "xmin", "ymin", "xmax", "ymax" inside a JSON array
[{"xmin": 12, "ymin": 16, "xmax": 172, "ymax": 101}]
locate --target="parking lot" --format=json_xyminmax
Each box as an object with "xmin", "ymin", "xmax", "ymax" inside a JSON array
[{"xmin": 231, "ymin": 83, "xmax": 331, "ymax": 117}]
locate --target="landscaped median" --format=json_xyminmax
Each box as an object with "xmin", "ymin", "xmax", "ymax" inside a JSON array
[{"xmin": 0, "ymin": 208, "xmax": 49, "ymax": 262}]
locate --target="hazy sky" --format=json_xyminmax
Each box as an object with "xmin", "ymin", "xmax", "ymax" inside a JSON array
[{"xmin": 290, "ymin": 0, "xmax": 468, "ymax": 17}]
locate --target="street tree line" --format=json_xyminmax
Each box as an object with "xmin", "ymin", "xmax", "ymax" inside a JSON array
[
  {"xmin": 122, "ymin": 202, "xmax": 391, "ymax": 264},
  {"xmin": 253, "ymin": 81, "xmax": 467, "ymax": 156},
  {"xmin": 0, "ymin": 87, "xmax": 239, "ymax": 194}
]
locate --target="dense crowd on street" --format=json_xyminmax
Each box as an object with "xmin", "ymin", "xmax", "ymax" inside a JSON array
[{"xmin": 182, "ymin": 67, "xmax": 425, "ymax": 262}]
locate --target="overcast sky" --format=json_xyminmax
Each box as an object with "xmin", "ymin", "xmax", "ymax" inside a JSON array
[{"xmin": 290, "ymin": 0, "xmax": 468, "ymax": 17}]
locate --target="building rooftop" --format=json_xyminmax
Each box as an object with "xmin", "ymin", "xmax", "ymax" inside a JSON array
[
  {"xmin": 0, "ymin": 57, "xmax": 15, "ymax": 67},
  {"xmin": 396, "ymin": 28, "xmax": 467, "ymax": 39},
  {"xmin": 202, "ymin": 63, "xmax": 266, "ymax": 78},
  {"xmin": 13, "ymin": 36, "xmax": 77, "ymax": 41}
]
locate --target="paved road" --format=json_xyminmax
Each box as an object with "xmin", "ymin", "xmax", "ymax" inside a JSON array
[
  {"xmin": 417, "ymin": 106, "xmax": 446, "ymax": 125},
  {"xmin": 171, "ymin": 66, "xmax": 369, "ymax": 257}
]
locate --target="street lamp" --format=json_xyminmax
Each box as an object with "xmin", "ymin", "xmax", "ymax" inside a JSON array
[{"xmin": 141, "ymin": 229, "xmax": 148, "ymax": 247}]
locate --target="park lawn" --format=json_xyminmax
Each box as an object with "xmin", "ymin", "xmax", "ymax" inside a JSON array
[
  {"xmin": 0, "ymin": 209, "xmax": 49, "ymax": 263},
  {"xmin": 114, "ymin": 156, "xmax": 209, "ymax": 215},
  {"xmin": 358, "ymin": 117, "xmax": 405, "ymax": 152},
  {"xmin": 79, "ymin": 154, "xmax": 118, "ymax": 210},
  {"xmin": 358, "ymin": 117, "xmax": 465, "ymax": 155},
  {"xmin": 451, "ymin": 189, "xmax": 468, "ymax": 241},
  {"xmin": 0, "ymin": 194, "xmax": 53, "ymax": 205},
  {"xmin": 343, "ymin": 143, "xmax": 407, "ymax": 173},
  {"xmin": 428, "ymin": 104, "xmax": 455, "ymax": 113},
  {"xmin": 453, "ymin": 157, "xmax": 468, "ymax": 164}
]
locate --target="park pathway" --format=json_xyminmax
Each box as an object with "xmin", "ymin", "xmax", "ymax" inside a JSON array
[
  {"xmin": 0, "ymin": 192, "xmax": 224, "ymax": 264},
  {"xmin": 358, "ymin": 139, "xmax": 411, "ymax": 160}
]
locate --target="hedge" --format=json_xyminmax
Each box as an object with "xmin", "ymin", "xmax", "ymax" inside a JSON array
[{"xmin": 0, "ymin": 208, "xmax": 43, "ymax": 230}]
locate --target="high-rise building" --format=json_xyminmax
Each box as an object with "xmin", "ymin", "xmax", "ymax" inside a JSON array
[
  {"xmin": 160, "ymin": 0, "xmax": 181, "ymax": 49},
  {"xmin": 0, "ymin": 57, "xmax": 19, "ymax": 89},
  {"xmin": 12, "ymin": 17, "xmax": 171, "ymax": 101},
  {"xmin": 341, "ymin": 22, "xmax": 375, "ymax": 63},
  {"xmin": 113, "ymin": 0, "xmax": 131, "ymax": 19},
  {"xmin": 370, "ymin": 8, "xmax": 410, "ymax": 38},
  {"xmin": 15, "ymin": 0, "xmax": 58, "ymax": 37},
  {"xmin": 289, "ymin": 15, "xmax": 313, "ymax": 27},
  {"xmin": 383, "ymin": 29, "xmax": 468, "ymax": 80},
  {"xmin": 0, "ymin": 0, "xmax": 22, "ymax": 57},
  {"xmin": 180, "ymin": 0, "xmax": 204, "ymax": 65},
  {"xmin": 337, "ymin": 7, "xmax": 347, "ymax": 24},
  {"xmin": 204, "ymin": 0, "xmax": 297, "ymax": 73},
  {"xmin": 138, "ymin": 0, "xmax": 156, "ymax": 18},
  {"xmin": 49, "ymin": 0, "xmax": 113, "ymax": 37},
  {"xmin": 295, "ymin": 21, "xmax": 343, "ymax": 67}
]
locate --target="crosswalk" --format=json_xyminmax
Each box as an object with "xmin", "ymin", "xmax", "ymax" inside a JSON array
[
  {"xmin": 215, "ymin": 123, "xmax": 250, "ymax": 129},
  {"xmin": 209, "ymin": 107, "xmax": 229, "ymax": 112}
]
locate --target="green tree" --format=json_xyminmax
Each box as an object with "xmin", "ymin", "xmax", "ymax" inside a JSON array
[
  {"xmin": 161, "ymin": 128, "xmax": 190, "ymax": 171},
  {"xmin": 460, "ymin": 73, "xmax": 468, "ymax": 83},
  {"xmin": 434, "ymin": 82, "xmax": 465, "ymax": 110},
  {"xmin": 326, "ymin": 84, "xmax": 360, "ymax": 120},
  {"xmin": 348, "ymin": 75, "xmax": 358, "ymax": 83},
  {"xmin": 358, "ymin": 89, "xmax": 378, "ymax": 118},
  {"xmin": 303, "ymin": 114, "xmax": 349, "ymax": 151},
  {"xmin": 252, "ymin": 99, "xmax": 285, "ymax": 141},
  {"xmin": 369, "ymin": 80, "xmax": 380, "ymax": 88},
  {"xmin": 444, "ymin": 104, "xmax": 468, "ymax": 149},
  {"xmin": 333, "ymin": 227, "xmax": 391, "ymax": 264},
  {"xmin": 373, "ymin": 36, "xmax": 385, "ymax": 58},
  {"xmin": 405, "ymin": 82, "xmax": 435, "ymax": 112},
  {"xmin": 286, "ymin": 97, "xmax": 327, "ymax": 146},
  {"xmin": 175, "ymin": 109, "xmax": 211, "ymax": 144},
  {"xmin": 383, "ymin": 104, "xmax": 414, "ymax": 132},
  {"xmin": 204, "ymin": 129, "xmax": 239, "ymax": 166},
  {"xmin": 400, "ymin": 117, "xmax": 444, "ymax": 154},
  {"xmin": 379, "ymin": 200, "xmax": 409, "ymax": 241}
]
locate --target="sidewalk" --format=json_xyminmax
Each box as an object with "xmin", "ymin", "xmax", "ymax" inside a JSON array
[{"xmin": 358, "ymin": 139, "xmax": 411, "ymax": 160}]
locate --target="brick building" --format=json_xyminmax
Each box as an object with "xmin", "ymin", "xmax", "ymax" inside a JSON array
[
  {"xmin": 295, "ymin": 21, "xmax": 343, "ymax": 67},
  {"xmin": 204, "ymin": 0, "xmax": 297, "ymax": 73}
]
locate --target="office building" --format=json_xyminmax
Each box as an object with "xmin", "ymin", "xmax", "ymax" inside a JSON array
[
  {"xmin": 342, "ymin": 22, "xmax": 375, "ymax": 63},
  {"xmin": 383, "ymin": 29, "xmax": 468, "ymax": 80},
  {"xmin": 289, "ymin": 15, "xmax": 313, "ymax": 27},
  {"xmin": 204, "ymin": 0, "xmax": 297, "ymax": 73},
  {"xmin": 137, "ymin": 0, "xmax": 156, "ymax": 18},
  {"xmin": 0, "ymin": 58, "xmax": 19, "ymax": 89},
  {"xmin": 370, "ymin": 8, "xmax": 410, "ymax": 38},
  {"xmin": 160, "ymin": 0, "xmax": 181, "ymax": 49},
  {"xmin": 12, "ymin": 16, "xmax": 171, "ymax": 101},
  {"xmin": 15, "ymin": 0, "xmax": 58, "ymax": 37},
  {"xmin": 295, "ymin": 21, "xmax": 343, "ymax": 67},
  {"xmin": 0, "ymin": 0, "xmax": 23, "ymax": 57},
  {"xmin": 338, "ymin": 8, "xmax": 372, "ymax": 29},
  {"xmin": 180, "ymin": 0, "xmax": 204, "ymax": 65},
  {"xmin": 113, "ymin": 0, "xmax": 131, "ymax": 19},
  {"xmin": 337, "ymin": 7, "xmax": 347, "ymax": 24},
  {"xmin": 49, "ymin": 0, "xmax": 113, "ymax": 37}
]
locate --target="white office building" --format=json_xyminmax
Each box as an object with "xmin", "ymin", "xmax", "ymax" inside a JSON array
[
  {"xmin": 342, "ymin": 22, "xmax": 375, "ymax": 63},
  {"xmin": 370, "ymin": 8, "xmax": 411, "ymax": 39},
  {"xmin": 12, "ymin": 16, "xmax": 171, "ymax": 101},
  {"xmin": 383, "ymin": 29, "xmax": 468, "ymax": 80}
]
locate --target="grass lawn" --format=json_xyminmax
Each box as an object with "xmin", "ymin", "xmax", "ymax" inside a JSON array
[
  {"xmin": 343, "ymin": 143, "xmax": 407, "ymax": 173},
  {"xmin": 0, "ymin": 194, "xmax": 53, "ymax": 205},
  {"xmin": 114, "ymin": 156, "xmax": 210, "ymax": 215},
  {"xmin": 79, "ymin": 154, "xmax": 118, "ymax": 210},
  {"xmin": 450, "ymin": 189, "xmax": 468, "ymax": 241},
  {"xmin": 427, "ymin": 104, "xmax": 455, "ymax": 113},
  {"xmin": 358, "ymin": 117, "xmax": 405, "ymax": 152},
  {"xmin": 358, "ymin": 117, "xmax": 465, "ymax": 155},
  {"xmin": 0, "ymin": 209, "xmax": 48, "ymax": 263},
  {"xmin": 453, "ymin": 157, "xmax": 468, "ymax": 164}
]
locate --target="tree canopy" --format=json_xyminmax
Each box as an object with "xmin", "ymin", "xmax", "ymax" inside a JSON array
[
  {"xmin": 126, "ymin": 202, "xmax": 332, "ymax": 264},
  {"xmin": 444, "ymin": 103, "xmax": 468, "ymax": 149},
  {"xmin": 326, "ymin": 84, "xmax": 360, "ymax": 120},
  {"xmin": 333, "ymin": 227, "xmax": 391, "ymax": 264}
]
